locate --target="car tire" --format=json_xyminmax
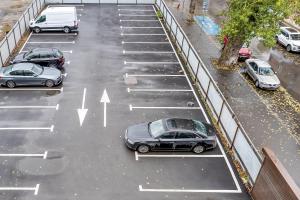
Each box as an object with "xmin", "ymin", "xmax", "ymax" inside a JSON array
[
  {"xmin": 192, "ymin": 145, "xmax": 205, "ymax": 154},
  {"xmin": 45, "ymin": 80, "xmax": 55, "ymax": 88},
  {"xmin": 63, "ymin": 26, "xmax": 71, "ymax": 33},
  {"xmin": 286, "ymin": 45, "xmax": 292, "ymax": 52},
  {"xmin": 6, "ymin": 80, "xmax": 16, "ymax": 88},
  {"xmin": 33, "ymin": 27, "xmax": 41, "ymax": 33},
  {"xmin": 255, "ymin": 80, "xmax": 260, "ymax": 88},
  {"xmin": 137, "ymin": 144, "xmax": 150, "ymax": 154}
]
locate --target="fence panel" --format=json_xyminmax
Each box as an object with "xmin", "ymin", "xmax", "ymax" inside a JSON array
[
  {"xmin": 0, "ymin": 42, "xmax": 10, "ymax": 65},
  {"xmin": 7, "ymin": 33, "xmax": 16, "ymax": 54},
  {"xmin": 182, "ymin": 38, "xmax": 189, "ymax": 57},
  {"xmin": 175, "ymin": 29, "xmax": 184, "ymax": 48},
  {"xmin": 101, "ymin": 0, "xmax": 118, "ymax": 3},
  {"xmin": 233, "ymin": 129, "xmax": 261, "ymax": 182},
  {"xmin": 207, "ymin": 85, "xmax": 223, "ymax": 118},
  {"xmin": 13, "ymin": 27, "xmax": 22, "ymax": 45},
  {"xmin": 219, "ymin": 105, "xmax": 237, "ymax": 141},
  {"xmin": 187, "ymin": 50, "xmax": 199, "ymax": 74},
  {"xmin": 19, "ymin": 17, "xmax": 27, "ymax": 35}
]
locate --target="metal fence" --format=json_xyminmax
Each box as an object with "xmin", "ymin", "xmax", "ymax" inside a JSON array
[
  {"xmin": 155, "ymin": 0, "xmax": 262, "ymax": 184},
  {"xmin": 45, "ymin": 0, "xmax": 155, "ymax": 4},
  {"xmin": 0, "ymin": 0, "xmax": 45, "ymax": 67}
]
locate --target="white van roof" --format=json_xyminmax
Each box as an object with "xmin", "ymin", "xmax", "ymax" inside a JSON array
[{"xmin": 41, "ymin": 7, "xmax": 76, "ymax": 15}]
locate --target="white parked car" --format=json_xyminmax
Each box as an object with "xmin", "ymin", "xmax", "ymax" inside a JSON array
[
  {"xmin": 29, "ymin": 7, "xmax": 78, "ymax": 33},
  {"xmin": 276, "ymin": 27, "xmax": 300, "ymax": 52},
  {"xmin": 245, "ymin": 59, "xmax": 280, "ymax": 90}
]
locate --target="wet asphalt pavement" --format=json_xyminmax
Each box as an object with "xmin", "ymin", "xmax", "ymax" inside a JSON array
[
  {"xmin": 165, "ymin": 0, "xmax": 300, "ymax": 187},
  {"xmin": 0, "ymin": 4, "xmax": 250, "ymax": 200}
]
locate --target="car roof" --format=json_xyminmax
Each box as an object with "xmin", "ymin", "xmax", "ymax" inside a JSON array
[
  {"xmin": 247, "ymin": 59, "xmax": 271, "ymax": 68},
  {"xmin": 165, "ymin": 118, "xmax": 196, "ymax": 131},
  {"xmin": 280, "ymin": 27, "xmax": 300, "ymax": 34},
  {"xmin": 30, "ymin": 48, "xmax": 56, "ymax": 53},
  {"xmin": 12, "ymin": 63, "xmax": 35, "ymax": 70},
  {"xmin": 42, "ymin": 7, "xmax": 76, "ymax": 14}
]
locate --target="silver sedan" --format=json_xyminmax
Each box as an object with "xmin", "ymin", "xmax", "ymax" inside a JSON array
[
  {"xmin": 0, "ymin": 63, "xmax": 63, "ymax": 88},
  {"xmin": 245, "ymin": 59, "xmax": 280, "ymax": 90}
]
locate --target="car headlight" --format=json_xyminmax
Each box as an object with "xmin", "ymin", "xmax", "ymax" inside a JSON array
[{"xmin": 127, "ymin": 139, "xmax": 134, "ymax": 144}]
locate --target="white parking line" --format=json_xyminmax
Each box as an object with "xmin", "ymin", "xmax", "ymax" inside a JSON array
[
  {"xmin": 120, "ymin": 26, "xmax": 162, "ymax": 29},
  {"xmin": 20, "ymin": 32, "xmax": 33, "ymax": 52},
  {"xmin": 123, "ymin": 50, "xmax": 174, "ymax": 54},
  {"xmin": 124, "ymin": 61, "xmax": 179, "ymax": 65},
  {"xmin": 32, "ymin": 33, "xmax": 78, "ymax": 36},
  {"xmin": 138, "ymin": 185, "xmax": 241, "ymax": 193},
  {"xmin": 128, "ymin": 88, "xmax": 192, "ymax": 92},
  {"xmin": 122, "ymin": 41, "xmax": 169, "ymax": 44},
  {"xmin": 27, "ymin": 41, "xmax": 75, "ymax": 44},
  {"xmin": 129, "ymin": 105, "xmax": 200, "ymax": 111},
  {"xmin": 0, "ymin": 184, "xmax": 40, "ymax": 195},
  {"xmin": 0, "ymin": 104, "xmax": 59, "ymax": 110},
  {"xmin": 0, "ymin": 151, "xmax": 48, "ymax": 159},
  {"xmin": 120, "ymin": 19, "xmax": 158, "ymax": 22},
  {"xmin": 153, "ymin": 5, "xmax": 242, "ymax": 193},
  {"xmin": 119, "ymin": 14, "xmax": 156, "ymax": 16},
  {"xmin": 21, "ymin": 50, "xmax": 72, "ymax": 53},
  {"xmin": 137, "ymin": 153, "xmax": 224, "ymax": 159},
  {"xmin": 118, "ymin": 9, "xmax": 154, "ymax": 11},
  {"xmin": 0, "ymin": 125, "xmax": 54, "ymax": 132},
  {"xmin": 125, "ymin": 74, "xmax": 184, "ymax": 77},
  {"xmin": 121, "ymin": 33, "xmax": 165, "ymax": 36},
  {"xmin": 0, "ymin": 88, "xmax": 63, "ymax": 91}
]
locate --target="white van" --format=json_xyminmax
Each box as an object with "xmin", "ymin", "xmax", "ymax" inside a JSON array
[{"xmin": 29, "ymin": 7, "xmax": 78, "ymax": 33}]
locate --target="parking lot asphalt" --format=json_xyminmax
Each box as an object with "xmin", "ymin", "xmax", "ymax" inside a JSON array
[{"xmin": 0, "ymin": 4, "xmax": 250, "ymax": 200}]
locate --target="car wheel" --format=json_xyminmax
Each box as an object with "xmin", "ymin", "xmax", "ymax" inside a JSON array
[
  {"xmin": 45, "ymin": 80, "xmax": 55, "ymax": 87},
  {"xmin": 33, "ymin": 27, "xmax": 41, "ymax": 33},
  {"xmin": 286, "ymin": 45, "xmax": 292, "ymax": 52},
  {"xmin": 63, "ymin": 26, "xmax": 71, "ymax": 33},
  {"xmin": 6, "ymin": 80, "xmax": 16, "ymax": 88},
  {"xmin": 255, "ymin": 80, "xmax": 260, "ymax": 88},
  {"xmin": 192, "ymin": 145, "xmax": 205, "ymax": 154},
  {"xmin": 137, "ymin": 144, "xmax": 150, "ymax": 154}
]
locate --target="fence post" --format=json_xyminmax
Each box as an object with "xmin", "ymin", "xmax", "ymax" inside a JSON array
[
  {"xmin": 31, "ymin": 3, "xmax": 35, "ymax": 18},
  {"xmin": 35, "ymin": 0, "xmax": 38, "ymax": 13},
  {"xmin": 186, "ymin": 46, "xmax": 190, "ymax": 65},
  {"xmin": 18, "ymin": 21, "xmax": 22, "ymax": 37},
  {"xmin": 204, "ymin": 80, "xmax": 211, "ymax": 102},
  {"xmin": 6, "ymin": 36, "xmax": 11, "ymax": 54},
  {"xmin": 0, "ymin": 52, "xmax": 4, "ymax": 67},
  {"xmin": 39, "ymin": 0, "xmax": 42, "ymax": 10},
  {"xmin": 23, "ymin": 13, "xmax": 27, "ymax": 28},
  {"xmin": 230, "ymin": 126, "xmax": 239, "ymax": 149},
  {"xmin": 217, "ymin": 100, "xmax": 225, "ymax": 124},
  {"xmin": 12, "ymin": 28, "xmax": 17, "ymax": 47},
  {"xmin": 194, "ymin": 62, "xmax": 200, "ymax": 82}
]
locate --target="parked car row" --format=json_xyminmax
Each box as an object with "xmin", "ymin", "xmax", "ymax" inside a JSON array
[
  {"xmin": 0, "ymin": 48, "xmax": 65, "ymax": 88},
  {"xmin": 0, "ymin": 6, "xmax": 78, "ymax": 88}
]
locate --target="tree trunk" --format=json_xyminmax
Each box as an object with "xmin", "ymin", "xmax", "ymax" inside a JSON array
[
  {"xmin": 218, "ymin": 37, "xmax": 244, "ymax": 68},
  {"xmin": 187, "ymin": 0, "xmax": 196, "ymax": 23}
]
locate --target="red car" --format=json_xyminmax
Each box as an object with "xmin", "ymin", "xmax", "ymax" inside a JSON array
[{"xmin": 238, "ymin": 47, "xmax": 252, "ymax": 61}]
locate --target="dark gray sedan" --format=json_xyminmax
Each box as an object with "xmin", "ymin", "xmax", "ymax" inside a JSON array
[
  {"xmin": 0, "ymin": 63, "xmax": 63, "ymax": 88},
  {"xmin": 124, "ymin": 118, "xmax": 217, "ymax": 154}
]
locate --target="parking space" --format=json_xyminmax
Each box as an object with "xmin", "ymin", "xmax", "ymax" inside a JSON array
[{"xmin": 0, "ymin": 4, "xmax": 249, "ymax": 200}]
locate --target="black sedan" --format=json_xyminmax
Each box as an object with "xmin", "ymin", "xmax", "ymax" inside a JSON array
[
  {"xmin": 0, "ymin": 63, "xmax": 63, "ymax": 88},
  {"xmin": 124, "ymin": 118, "xmax": 217, "ymax": 154},
  {"xmin": 12, "ymin": 48, "xmax": 65, "ymax": 69}
]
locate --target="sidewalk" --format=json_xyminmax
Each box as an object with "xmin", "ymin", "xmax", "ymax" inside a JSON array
[{"xmin": 164, "ymin": 0, "xmax": 300, "ymax": 187}]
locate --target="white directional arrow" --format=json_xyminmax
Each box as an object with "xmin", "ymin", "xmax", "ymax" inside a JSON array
[
  {"xmin": 77, "ymin": 88, "xmax": 88, "ymax": 127},
  {"xmin": 100, "ymin": 89, "xmax": 110, "ymax": 127}
]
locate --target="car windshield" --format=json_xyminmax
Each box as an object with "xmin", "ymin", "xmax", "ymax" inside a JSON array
[
  {"xmin": 193, "ymin": 120, "xmax": 208, "ymax": 136},
  {"xmin": 31, "ymin": 65, "xmax": 42, "ymax": 75},
  {"xmin": 24, "ymin": 50, "xmax": 33, "ymax": 58},
  {"xmin": 3, "ymin": 66, "xmax": 12, "ymax": 75},
  {"xmin": 149, "ymin": 120, "xmax": 165, "ymax": 138},
  {"xmin": 291, "ymin": 34, "xmax": 300, "ymax": 40},
  {"xmin": 259, "ymin": 67, "xmax": 274, "ymax": 76}
]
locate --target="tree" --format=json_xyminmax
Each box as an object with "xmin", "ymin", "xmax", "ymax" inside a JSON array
[
  {"xmin": 218, "ymin": 0, "xmax": 299, "ymax": 67},
  {"xmin": 187, "ymin": 0, "xmax": 197, "ymax": 23}
]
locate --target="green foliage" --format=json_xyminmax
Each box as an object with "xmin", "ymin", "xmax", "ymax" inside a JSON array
[
  {"xmin": 220, "ymin": 0, "xmax": 298, "ymax": 47},
  {"xmin": 156, "ymin": 10, "xmax": 163, "ymax": 19}
]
